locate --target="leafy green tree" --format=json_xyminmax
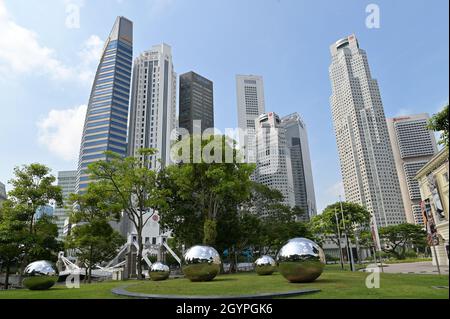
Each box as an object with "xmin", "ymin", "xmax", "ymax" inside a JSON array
[
  {"xmin": 428, "ymin": 104, "xmax": 449, "ymax": 147},
  {"xmin": 28, "ymin": 215, "xmax": 63, "ymax": 262},
  {"xmin": 65, "ymin": 185, "xmax": 124, "ymax": 283},
  {"xmin": 309, "ymin": 201, "xmax": 371, "ymax": 246},
  {"xmin": 158, "ymin": 135, "xmax": 255, "ymax": 246},
  {"xmin": 8, "ymin": 164, "xmax": 63, "ymax": 234},
  {"xmin": 0, "ymin": 200, "xmax": 27, "ymax": 289},
  {"xmin": 379, "ymin": 223, "xmax": 427, "ymax": 260},
  {"xmin": 87, "ymin": 149, "xmax": 168, "ymax": 279},
  {"xmin": 258, "ymin": 204, "xmax": 311, "ymax": 255}
]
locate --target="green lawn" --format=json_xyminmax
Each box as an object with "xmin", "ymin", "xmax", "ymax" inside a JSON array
[
  {"xmin": 384, "ymin": 257, "xmax": 432, "ymax": 264},
  {"xmin": 0, "ymin": 266, "xmax": 448, "ymax": 299}
]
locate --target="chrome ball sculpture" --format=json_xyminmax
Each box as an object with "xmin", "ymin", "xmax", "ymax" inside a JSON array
[
  {"xmin": 276, "ymin": 238, "xmax": 326, "ymax": 283},
  {"xmin": 182, "ymin": 245, "xmax": 221, "ymax": 282},
  {"xmin": 254, "ymin": 255, "xmax": 277, "ymax": 275},
  {"xmin": 149, "ymin": 262, "xmax": 170, "ymax": 281},
  {"xmin": 22, "ymin": 260, "xmax": 59, "ymax": 290}
]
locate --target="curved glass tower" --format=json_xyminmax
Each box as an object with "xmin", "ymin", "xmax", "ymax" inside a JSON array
[{"xmin": 76, "ymin": 16, "xmax": 133, "ymax": 193}]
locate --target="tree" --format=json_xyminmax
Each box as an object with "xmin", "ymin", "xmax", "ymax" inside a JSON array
[
  {"xmin": 6, "ymin": 164, "xmax": 63, "ymax": 271},
  {"xmin": 428, "ymin": 104, "xmax": 449, "ymax": 148},
  {"xmin": 65, "ymin": 184, "xmax": 125, "ymax": 283},
  {"xmin": 8, "ymin": 164, "xmax": 63, "ymax": 234},
  {"xmin": 0, "ymin": 200, "xmax": 27, "ymax": 289},
  {"xmin": 379, "ymin": 223, "xmax": 427, "ymax": 260},
  {"xmin": 257, "ymin": 204, "xmax": 311, "ymax": 255},
  {"xmin": 87, "ymin": 149, "xmax": 168, "ymax": 279},
  {"xmin": 310, "ymin": 202, "xmax": 371, "ymax": 245},
  {"xmin": 28, "ymin": 215, "xmax": 63, "ymax": 262}
]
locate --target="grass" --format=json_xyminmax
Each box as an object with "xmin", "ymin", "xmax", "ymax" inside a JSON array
[
  {"xmin": 384, "ymin": 257, "xmax": 432, "ymax": 264},
  {"xmin": 0, "ymin": 266, "xmax": 448, "ymax": 299}
]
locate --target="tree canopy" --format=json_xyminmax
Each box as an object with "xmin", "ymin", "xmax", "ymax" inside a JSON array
[{"xmin": 428, "ymin": 104, "xmax": 449, "ymax": 148}]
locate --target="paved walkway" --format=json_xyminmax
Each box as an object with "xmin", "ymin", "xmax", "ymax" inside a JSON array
[
  {"xmin": 361, "ymin": 261, "xmax": 449, "ymax": 275},
  {"xmin": 111, "ymin": 284, "xmax": 321, "ymax": 299}
]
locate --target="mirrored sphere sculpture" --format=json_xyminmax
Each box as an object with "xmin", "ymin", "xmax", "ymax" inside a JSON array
[
  {"xmin": 182, "ymin": 245, "xmax": 221, "ymax": 282},
  {"xmin": 255, "ymin": 255, "xmax": 276, "ymax": 275},
  {"xmin": 276, "ymin": 238, "xmax": 326, "ymax": 283},
  {"xmin": 149, "ymin": 262, "xmax": 170, "ymax": 281},
  {"xmin": 22, "ymin": 260, "xmax": 58, "ymax": 290}
]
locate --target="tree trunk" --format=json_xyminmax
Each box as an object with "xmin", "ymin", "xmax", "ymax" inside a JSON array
[
  {"xmin": 88, "ymin": 245, "xmax": 93, "ymax": 284},
  {"xmin": 4, "ymin": 263, "xmax": 10, "ymax": 290},
  {"xmin": 136, "ymin": 225, "xmax": 143, "ymax": 280}
]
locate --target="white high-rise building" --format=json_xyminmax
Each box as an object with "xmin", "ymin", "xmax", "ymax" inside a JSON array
[
  {"xmin": 329, "ymin": 34, "xmax": 406, "ymax": 227},
  {"xmin": 54, "ymin": 170, "xmax": 77, "ymax": 240},
  {"xmin": 236, "ymin": 75, "xmax": 265, "ymax": 163},
  {"xmin": 255, "ymin": 112, "xmax": 295, "ymax": 209},
  {"xmin": 128, "ymin": 43, "xmax": 177, "ymax": 169},
  {"xmin": 387, "ymin": 114, "xmax": 438, "ymax": 225},
  {"xmin": 0, "ymin": 181, "xmax": 6, "ymax": 203},
  {"xmin": 281, "ymin": 113, "xmax": 317, "ymax": 220}
]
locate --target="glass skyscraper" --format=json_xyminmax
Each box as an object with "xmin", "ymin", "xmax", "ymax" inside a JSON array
[{"xmin": 76, "ymin": 16, "xmax": 133, "ymax": 193}]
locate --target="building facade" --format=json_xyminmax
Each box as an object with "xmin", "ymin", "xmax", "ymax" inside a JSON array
[
  {"xmin": 280, "ymin": 113, "xmax": 317, "ymax": 220},
  {"xmin": 179, "ymin": 71, "xmax": 214, "ymax": 135},
  {"xmin": 127, "ymin": 43, "xmax": 177, "ymax": 169},
  {"xmin": 54, "ymin": 170, "xmax": 77, "ymax": 240},
  {"xmin": 387, "ymin": 114, "xmax": 438, "ymax": 225},
  {"xmin": 416, "ymin": 148, "xmax": 449, "ymax": 266},
  {"xmin": 76, "ymin": 16, "xmax": 133, "ymax": 193},
  {"xmin": 236, "ymin": 75, "xmax": 266, "ymax": 163},
  {"xmin": 329, "ymin": 34, "xmax": 406, "ymax": 227},
  {"xmin": 0, "ymin": 181, "xmax": 6, "ymax": 203},
  {"xmin": 255, "ymin": 112, "xmax": 295, "ymax": 209}
]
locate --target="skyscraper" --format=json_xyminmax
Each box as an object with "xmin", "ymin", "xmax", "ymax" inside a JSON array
[
  {"xmin": 236, "ymin": 75, "xmax": 265, "ymax": 163},
  {"xmin": 76, "ymin": 16, "xmax": 133, "ymax": 193},
  {"xmin": 329, "ymin": 34, "xmax": 406, "ymax": 227},
  {"xmin": 127, "ymin": 43, "xmax": 177, "ymax": 169},
  {"xmin": 387, "ymin": 114, "xmax": 438, "ymax": 225},
  {"xmin": 179, "ymin": 71, "xmax": 214, "ymax": 135},
  {"xmin": 255, "ymin": 112, "xmax": 295, "ymax": 209},
  {"xmin": 54, "ymin": 170, "xmax": 77, "ymax": 239},
  {"xmin": 281, "ymin": 113, "xmax": 317, "ymax": 220}
]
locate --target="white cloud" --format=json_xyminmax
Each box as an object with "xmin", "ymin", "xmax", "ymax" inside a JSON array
[
  {"xmin": 77, "ymin": 35, "xmax": 104, "ymax": 82},
  {"xmin": 394, "ymin": 108, "xmax": 413, "ymax": 117},
  {"xmin": 0, "ymin": 0, "xmax": 102, "ymax": 83},
  {"xmin": 37, "ymin": 105, "xmax": 87, "ymax": 161},
  {"xmin": 147, "ymin": 0, "xmax": 175, "ymax": 17}
]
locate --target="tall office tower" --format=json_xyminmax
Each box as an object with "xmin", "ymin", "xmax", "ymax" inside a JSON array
[
  {"xmin": 387, "ymin": 114, "xmax": 438, "ymax": 225},
  {"xmin": 236, "ymin": 75, "xmax": 265, "ymax": 163},
  {"xmin": 76, "ymin": 16, "xmax": 133, "ymax": 193},
  {"xmin": 255, "ymin": 112, "xmax": 295, "ymax": 209},
  {"xmin": 281, "ymin": 113, "xmax": 317, "ymax": 220},
  {"xmin": 329, "ymin": 34, "xmax": 406, "ymax": 227},
  {"xmin": 128, "ymin": 43, "xmax": 177, "ymax": 169},
  {"xmin": 54, "ymin": 170, "xmax": 77, "ymax": 239},
  {"xmin": 179, "ymin": 71, "xmax": 214, "ymax": 135}
]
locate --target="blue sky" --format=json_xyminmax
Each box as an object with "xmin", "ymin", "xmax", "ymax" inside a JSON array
[{"xmin": 0, "ymin": 0, "xmax": 448, "ymax": 212}]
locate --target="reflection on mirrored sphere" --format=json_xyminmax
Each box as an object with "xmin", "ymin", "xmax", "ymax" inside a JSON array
[
  {"xmin": 255, "ymin": 255, "xmax": 276, "ymax": 275},
  {"xmin": 22, "ymin": 260, "xmax": 58, "ymax": 290},
  {"xmin": 149, "ymin": 262, "xmax": 170, "ymax": 281},
  {"xmin": 276, "ymin": 238, "xmax": 326, "ymax": 283},
  {"xmin": 182, "ymin": 245, "xmax": 221, "ymax": 282}
]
